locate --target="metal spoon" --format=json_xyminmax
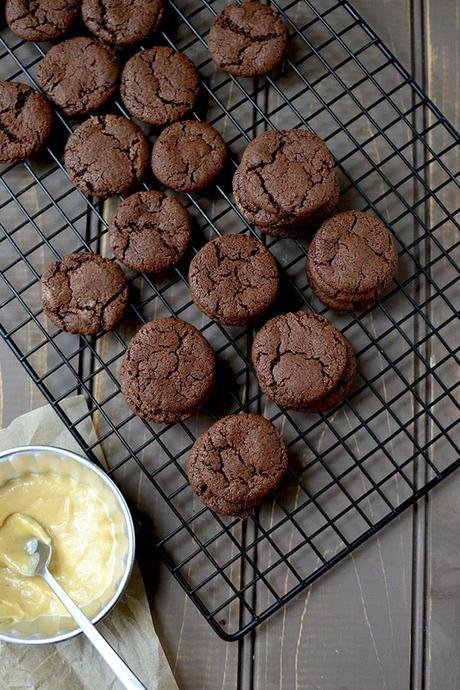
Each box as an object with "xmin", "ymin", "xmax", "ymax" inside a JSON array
[{"xmin": 25, "ymin": 538, "xmax": 147, "ymax": 690}]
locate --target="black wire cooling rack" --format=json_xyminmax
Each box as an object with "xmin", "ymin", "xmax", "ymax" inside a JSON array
[{"xmin": 0, "ymin": 0, "xmax": 459, "ymax": 640}]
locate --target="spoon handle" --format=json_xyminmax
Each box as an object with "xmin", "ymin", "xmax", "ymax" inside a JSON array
[{"xmin": 42, "ymin": 568, "xmax": 147, "ymax": 690}]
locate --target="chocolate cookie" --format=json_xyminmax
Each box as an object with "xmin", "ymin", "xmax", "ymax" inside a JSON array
[
  {"xmin": 252, "ymin": 311, "xmax": 356, "ymax": 413},
  {"xmin": 188, "ymin": 234, "xmax": 279, "ymax": 325},
  {"xmin": 64, "ymin": 115, "xmax": 149, "ymax": 198},
  {"xmin": 119, "ymin": 318, "xmax": 216, "ymax": 424},
  {"xmin": 36, "ymin": 38, "xmax": 119, "ymax": 117},
  {"xmin": 306, "ymin": 210, "xmax": 398, "ymax": 311},
  {"xmin": 151, "ymin": 120, "xmax": 227, "ymax": 192},
  {"xmin": 0, "ymin": 82, "xmax": 53, "ymax": 164},
  {"xmin": 208, "ymin": 1, "xmax": 287, "ymax": 77},
  {"xmin": 41, "ymin": 252, "xmax": 129, "ymax": 334},
  {"xmin": 82, "ymin": 0, "xmax": 164, "ymax": 46},
  {"xmin": 187, "ymin": 413, "xmax": 288, "ymax": 517},
  {"xmin": 5, "ymin": 0, "xmax": 79, "ymax": 42},
  {"xmin": 108, "ymin": 190, "xmax": 192, "ymax": 273},
  {"xmin": 120, "ymin": 47, "xmax": 200, "ymax": 126},
  {"xmin": 233, "ymin": 129, "xmax": 339, "ymax": 236}
]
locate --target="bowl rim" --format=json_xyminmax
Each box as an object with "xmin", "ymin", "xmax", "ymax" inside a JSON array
[{"xmin": 0, "ymin": 444, "xmax": 136, "ymax": 646}]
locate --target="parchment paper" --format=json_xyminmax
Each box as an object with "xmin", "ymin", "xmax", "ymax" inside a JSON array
[{"xmin": 0, "ymin": 396, "xmax": 178, "ymax": 690}]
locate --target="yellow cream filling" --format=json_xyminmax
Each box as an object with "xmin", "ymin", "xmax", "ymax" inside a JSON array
[{"xmin": 0, "ymin": 473, "xmax": 117, "ymax": 628}]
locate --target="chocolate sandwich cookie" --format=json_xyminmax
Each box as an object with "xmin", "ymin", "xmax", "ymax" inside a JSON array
[
  {"xmin": 232, "ymin": 129, "xmax": 339, "ymax": 236},
  {"xmin": 108, "ymin": 190, "xmax": 192, "ymax": 273},
  {"xmin": 151, "ymin": 120, "xmax": 227, "ymax": 192},
  {"xmin": 0, "ymin": 82, "xmax": 53, "ymax": 164},
  {"xmin": 252, "ymin": 311, "xmax": 355, "ymax": 413},
  {"xmin": 208, "ymin": 1, "xmax": 287, "ymax": 77},
  {"xmin": 187, "ymin": 413, "xmax": 288, "ymax": 517},
  {"xmin": 188, "ymin": 234, "xmax": 279, "ymax": 325},
  {"xmin": 41, "ymin": 252, "xmax": 129, "ymax": 334},
  {"xmin": 120, "ymin": 47, "xmax": 200, "ymax": 127},
  {"xmin": 306, "ymin": 210, "xmax": 398, "ymax": 311},
  {"xmin": 119, "ymin": 318, "xmax": 216, "ymax": 424},
  {"xmin": 64, "ymin": 115, "xmax": 149, "ymax": 198},
  {"xmin": 82, "ymin": 0, "xmax": 164, "ymax": 46},
  {"xmin": 36, "ymin": 38, "xmax": 120, "ymax": 117},
  {"xmin": 5, "ymin": 0, "xmax": 79, "ymax": 42}
]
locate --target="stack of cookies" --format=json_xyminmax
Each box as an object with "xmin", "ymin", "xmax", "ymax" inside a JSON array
[
  {"xmin": 232, "ymin": 129, "xmax": 340, "ymax": 237},
  {"xmin": 1, "ymin": 0, "xmax": 398, "ymax": 519}
]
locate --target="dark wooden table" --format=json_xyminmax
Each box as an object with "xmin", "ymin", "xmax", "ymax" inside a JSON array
[{"xmin": 1, "ymin": 1, "xmax": 458, "ymax": 689}]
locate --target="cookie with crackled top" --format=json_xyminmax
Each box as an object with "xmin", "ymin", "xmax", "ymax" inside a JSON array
[
  {"xmin": 36, "ymin": 37, "xmax": 119, "ymax": 117},
  {"xmin": 82, "ymin": 0, "xmax": 164, "ymax": 46},
  {"xmin": 306, "ymin": 210, "xmax": 398, "ymax": 311},
  {"xmin": 119, "ymin": 318, "xmax": 216, "ymax": 424},
  {"xmin": 64, "ymin": 115, "xmax": 149, "ymax": 198},
  {"xmin": 252, "ymin": 311, "xmax": 356, "ymax": 413},
  {"xmin": 208, "ymin": 1, "xmax": 287, "ymax": 77},
  {"xmin": 151, "ymin": 120, "xmax": 227, "ymax": 192},
  {"xmin": 187, "ymin": 413, "xmax": 288, "ymax": 517},
  {"xmin": 41, "ymin": 252, "xmax": 129, "ymax": 334},
  {"xmin": 5, "ymin": 0, "xmax": 79, "ymax": 42},
  {"xmin": 0, "ymin": 82, "xmax": 53, "ymax": 164},
  {"xmin": 108, "ymin": 190, "xmax": 192, "ymax": 273},
  {"xmin": 120, "ymin": 47, "xmax": 200, "ymax": 127},
  {"xmin": 188, "ymin": 234, "xmax": 279, "ymax": 325},
  {"xmin": 232, "ymin": 129, "xmax": 339, "ymax": 237}
]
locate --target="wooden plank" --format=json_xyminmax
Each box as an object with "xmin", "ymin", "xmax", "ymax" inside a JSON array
[
  {"xmin": 420, "ymin": 1, "xmax": 460, "ymax": 689},
  {"xmin": 251, "ymin": 2, "xmax": 416, "ymax": 689},
  {"xmin": 84, "ymin": 0, "xmax": 250, "ymax": 681},
  {"xmin": 89, "ymin": 213, "xmax": 241, "ymax": 690}
]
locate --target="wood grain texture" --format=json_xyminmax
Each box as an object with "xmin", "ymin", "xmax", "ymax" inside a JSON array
[
  {"xmin": 420, "ymin": 2, "xmax": 460, "ymax": 690},
  {"xmin": 252, "ymin": 3, "xmax": 415, "ymax": 689},
  {"xmin": 0, "ymin": 2, "xmax": 458, "ymax": 689}
]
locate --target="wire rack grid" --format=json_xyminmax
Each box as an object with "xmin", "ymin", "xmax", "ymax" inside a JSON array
[{"xmin": 0, "ymin": 0, "xmax": 459, "ymax": 640}]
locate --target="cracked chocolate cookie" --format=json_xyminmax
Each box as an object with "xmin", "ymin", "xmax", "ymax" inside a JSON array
[
  {"xmin": 5, "ymin": 0, "xmax": 79, "ymax": 42},
  {"xmin": 208, "ymin": 1, "xmax": 287, "ymax": 78},
  {"xmin": 306, "ymin": 210, "xmax": 398, "ymax": 311},
  {"xmin": 82, "ymin": 0, "xmax": 164, "ymax": 46},
  {"xmin": 151, "ymin": 120, "xmax": 227, "ymax": 192},
  {"xmin": 36, "ymin": 38, "xmax": 119, "ymax": 117},
  {"xmin": 189, "ymin": 234, "xmax": 279, "ymax": 325},
  {"xmin": 119, "ymin": 317, "xmax": 216, "ymax": 424},
  {"xmin": 64, "ymin": 115, "xmax": 149, "ymax": 198},
  {"xmin": 232, "ymin": 129, "xmax": 339, "ymax": 237},
  {"xmin": 120, "ymin": 47, "xmax": 200, "ymax": 127},
  {"xmin": 187, "ymin": 412, "xmax": 288, "ymax": 517},
  {"xmin": 41, "ymin": 252, "xmax": 129, "ymax": 334},
  {"xmin": 0, "ymin": 81, "xmax": 53, "ymax": 164},
  {"xmin": 252, "ymin": 311, "xmax": 356, "ymax": 413},
  {"xmin": 108, "ymin": 190, "xmax": 192, "ymax": 273}
]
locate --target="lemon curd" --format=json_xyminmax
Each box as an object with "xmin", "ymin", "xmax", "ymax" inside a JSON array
[
  {"xmin": 0, "ymin": 512, "xmax": 51, "ymax": 576},
  {"xmin": 0, "ymin": 472, "xmax": 118, "ymax": 632}
]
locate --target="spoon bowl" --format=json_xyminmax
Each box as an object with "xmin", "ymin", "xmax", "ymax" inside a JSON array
[{"xmin": 25, "ymin": 538, "xmax": 52, "ymax": 576}]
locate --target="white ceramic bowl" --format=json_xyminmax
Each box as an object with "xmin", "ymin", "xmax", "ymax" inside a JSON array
[{"xmin": 0, "ymin": 445, "xmax": 135, "ymax": 645}]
